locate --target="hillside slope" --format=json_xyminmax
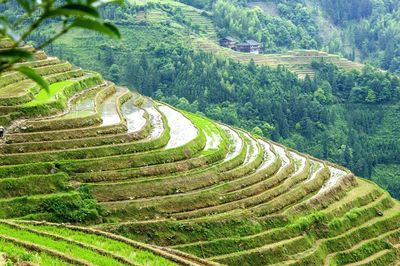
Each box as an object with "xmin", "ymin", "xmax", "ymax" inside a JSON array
[
  {"xmin": 193, "ymin": 38, "xmax": 363, "ymax": 79},
  {"xmin": 0, "ymin": 43, "xmax": 399, "ymax": 265},
  {"xmin": 40, "ymin": 0, "xmax": 400, "ymax": 202}
]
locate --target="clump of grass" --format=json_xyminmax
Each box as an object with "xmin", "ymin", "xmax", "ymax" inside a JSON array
[
  {"xmin": 22, "ymin": 224, "xmax": 177, "ymax": 266},
  {"xmin": 23, "ymin": 81, "xmax": 74, "ymax": 107},
  {"xmin": 0, "ymin": 238, "xmax": 71, "ymax": 265}
]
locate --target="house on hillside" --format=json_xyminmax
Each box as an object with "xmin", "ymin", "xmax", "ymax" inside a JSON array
[
  {"xmin": 0, "ymin": 126, "xmax": 4, "ymax": 138},
  {"xmin": 220, "ymin": 36, "xmax": 238, "ymax": 49},
  {"xmin": 236, "ymin": 40, "xmax": 261, "ymax": 54}
]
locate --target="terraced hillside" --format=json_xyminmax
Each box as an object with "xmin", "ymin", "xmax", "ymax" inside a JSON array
[
  {"xmin": 0, "ymin": 42, "xmax": 399, "ymax": 265},
  {"xmin": 194, "ymin": 38, "xmax": 364, "ymax": 79},
  {"xmin": 132, "ymin": 0, "xmax": 218, "ymax": 40}
]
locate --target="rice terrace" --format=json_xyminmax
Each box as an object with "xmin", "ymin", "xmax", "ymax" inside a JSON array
[{"xmin": 1, "ymin": 0, "xmax": 400, "ymax": 265}]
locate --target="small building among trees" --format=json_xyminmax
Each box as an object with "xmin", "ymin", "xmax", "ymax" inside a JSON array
[
  {"xmin": 220, "ymin": 36, "xmax": 238, "ymax": 49},
  {"xmin": 0, "ymin": 126, "xmax": 4, "ymax": 138},
  {"xmin": 236, "ymin": 40, "xmax": 261, "ymax": 54}
]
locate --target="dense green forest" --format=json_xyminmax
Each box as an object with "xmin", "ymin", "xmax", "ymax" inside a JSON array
[
  {"xmin": 4, "ymin": 0, "xmax": 400, "ymax": 198},
  {"xmin": 318, "ymin": 0, "xmax": 400, "ymax": 73},
  {"xmin": 212, "ymin": 0, "xmax": 321, "ymax": 52}
]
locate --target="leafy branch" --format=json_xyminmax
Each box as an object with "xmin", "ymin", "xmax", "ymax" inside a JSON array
[{"xmin": 0, "ymin": 0, "xmax": 123, "ymax": 91}]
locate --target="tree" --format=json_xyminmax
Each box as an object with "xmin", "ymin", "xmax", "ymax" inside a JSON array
[
  {"xmin": 314, "ymin": 87, "xmax": 327, "ymax": 104},
  {"xmin": 349, "ymin": 86, "xmax": 366, "ymax": 103},
  {"xmin": 261, "ymin": 122, "xmax": 275, "ymax": 138},
  {"xmin": 247, "ymin": 59, "xmax": 256, "ymax": 73},
  {"xmin": 109, "ymin": 64, "xmax": 120, "ymax": 83},
  {"xmin": 365, "ymin": 89, "xmax": 376, "ymax": 103},
  {"xmin": 103, "ymin": 46, "xmax": 115, "ymax": 66},
  {"xmin": 0, "ymin": 0, "xmax": 122, "ymax": 90},
  {"xmin": 251, "ymin": 126, "xmax": 263, "ymax": 137},
  {"xmin": 314, "ymin": 81, "xmax": 333, "ymax": 104}
]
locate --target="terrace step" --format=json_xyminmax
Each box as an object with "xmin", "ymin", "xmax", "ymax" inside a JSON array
[
  {"xmin": 76, "ymin": 122, "xmax": 233, "ymax": 184},
  {"xmin": 172, "ymin": 218, "xmax": 302, "ymax": 258},
  {"xmin": 152, "ymin": 246, "xmax": 221, "ymax": 266},
  {"xmin": 0, "ymin": 192, "xmax": 81, "ymax": 219},
  {"xmin": 279, "ymin": 159, "xmax": 326, "ymax": 214},
  {"xmin": 0, "ymin": 67, "xmax": 83, "ymax": 105},
  {"xmin": 143, "ymin": 98, "xmax": 165, "ymax": 140},
  {"xmin": 210, "ymin": 235, "xmax": 310, "ymax": 265},
  {"xmin": 18, "ymin": 81, "xmax": 109, "ymax": 132},
  {"xmin": 14, "ymin": 57, "xmax": 61, "ymax": 69},
  {"xmin": 4, "ymin": 118, "xmax": 127, "ymax": 143},
  {"xmin": 162, "ymin": 148, "xmax": 290, "ymax": 218},
  {"xmin": 326, "ymin": 229, "xmax": 400, "ymax": 266},
  {"xmin": 88, "ymin": 120, "xmax": 228, "ymax": 201},
  {"xmin": 0, "ymin": 61, "xmax": 73, "ymax": 89},
  {"xmin": 193, "ymin": 38, "xmax": 363, "ymax": 79},
  {"xmin": 0, "ymin": 220, "xmax": 183, "ymax": 266},
  {"xmin": 99, "ymin": 132, "xmax": 262, "ymax": 217},
  {"xmin": 0, "ymin": 239, "xmax": 72, "ymax": 265},
  {"xmin": 100, "ymin": 87, "xmax": 128, "ymax": 126},
  {"xmin": 17, "ymin": 220, "xmax": 210, "ymax": 266},
  {"xmin": 0, "ymin": 92, "xmax": 150, "ymax": 153},
  {"xmin": 271, "ymin": 204, "xmax": 400, "ymax": 265},
  {"xmin": 1, "ymin": 71, "xmax": 99, "ymax": 133},
  {"xmin": 248, "ymin": 158, "xmax": 319, "ymax": 216},
  {"xmin": 344, "ymin": 249, "xmax": 397, "ymax": 266},
  {"xmin": 99, "ymin": 137, "xmax": 293, "ymax": 220},
  {"xmin": 0, "ymin": 173, "xmax": 66, "ymax": 199},
  {"xmin": 0, "ymin": 221, "xmax": 139, "ymax": 266},
  {"xmin": 0, "ymin": 234, "xmax": 92, "ymax": 266},
  {"xmin": 121, "ymin": 93, "xmax": 147, "ymax": 133},
  {"xmin": 158, "ymin": 104, "xmax": 198, "ymax": 149},
  {"xmin": 325, "ymin": 185, "xmax": 383, "ymax": 216}
]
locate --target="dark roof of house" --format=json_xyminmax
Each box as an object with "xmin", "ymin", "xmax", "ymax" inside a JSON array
[
  {"xmin": 222, "ymin": 36, "xmax": 238, "ymax": 42},
  {"xmin": 245, "ymin": 39, "xmax": 260, "ymax": 46},
  {"xmin": 236, "ymin": 40, "xmax": 261, "ymax": 47}
]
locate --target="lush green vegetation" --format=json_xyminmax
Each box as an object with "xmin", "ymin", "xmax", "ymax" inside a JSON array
[
  {"xmin": 318, "ymin": 0, "xmax": 400, "ymax": 73},
  {"xmin": 0, "ymin": 0, "xmax": 121, "ymax": 90},
  {"xmin": 212, "ymin": 0, "xmax": 321, "ymax": 52},
  {"xmin": 0, "ymin": 37, "xmax": 399, "ymax": 266},
  {"xmin": 11, "ymin": 0, "xmax": 398, "ymax": 199},
  {"xmin": 372, "ymin": 164, "xmax": 400, "ymax": 199},
  {"xmin": 0, "ymin": 221, "xmax": 179, "ymax": 265},
  {"xmin": 23, "ymin": 80, "xmax": 74, "ymax": 107},
  {"xmin": 184, "ymin": 0, "xmax": 400, "ymax": 73},
  {"xmin": 1, "ymin": 1, "xmax": 400, "ymax": 265}
]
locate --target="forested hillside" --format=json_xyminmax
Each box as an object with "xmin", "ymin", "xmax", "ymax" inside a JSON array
[
  {"xmin": 4, "ymin": 0, "xmax": 399, "ymax": 198},
  {"xmin": 318, "ymin": 0, "xmax": 400, "ymax": 73}
]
